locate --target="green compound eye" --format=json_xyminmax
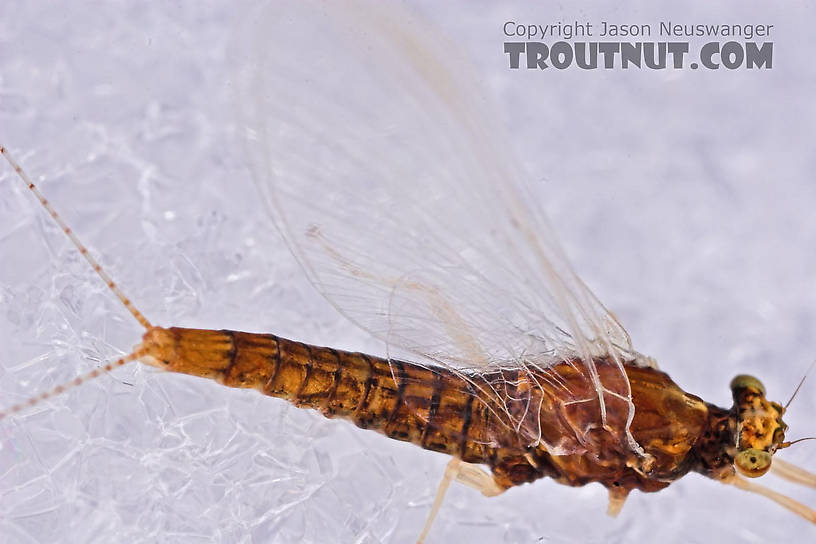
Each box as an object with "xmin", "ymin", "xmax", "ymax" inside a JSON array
[
  {"xmin": 730, "ymin": 375, "xmax": 766, "ymax": 396},
  {"xmin": 735, "ymin": 448, "xmax": 772, "ymax": 478}
]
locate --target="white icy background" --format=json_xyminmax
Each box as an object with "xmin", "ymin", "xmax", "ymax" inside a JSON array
[{"xmin": 1, "ymin": 1, "xmax": 815, "ymax": 542}]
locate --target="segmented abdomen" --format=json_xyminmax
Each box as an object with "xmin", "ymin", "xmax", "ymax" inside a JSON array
[
  {"xmin": 155, "ymin": 327, "xmax": 502, "ymax": 465},
  {"xmin": 144, "ymin": 326, "xmax": 716, "ymax": 494}
]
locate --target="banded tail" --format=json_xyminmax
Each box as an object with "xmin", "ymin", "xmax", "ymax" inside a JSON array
[{"xmin": 0, "ymin": 146, "xmax": 152, "ymax": 418}]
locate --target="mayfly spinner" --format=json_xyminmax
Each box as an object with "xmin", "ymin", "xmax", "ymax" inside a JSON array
[{"xmin": 2, "ymin": 0, "xmax": 815, "ymax": 542}]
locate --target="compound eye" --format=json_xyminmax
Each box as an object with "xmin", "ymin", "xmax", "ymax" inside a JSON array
[
  {"xmin": 735, "ymin": 448, "xmax": 772, "ymax": 478},
  {"xmin": 730, "ymin": 375, "xmax": 766, "ymax": 396}
]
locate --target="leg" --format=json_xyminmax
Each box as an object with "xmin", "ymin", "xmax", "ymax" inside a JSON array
[
  {"xmin": 417, "ymin": 458, "xmax": 461, "ymax": 544},
  {"xmin": 417, "ymin": 459, "xmax": 506, "ymax": 543},
  {"xmin": 727, "ymin": 474, "xmax": 816, "ymax": 524},
  {"xmin": 607, "ymin": 487, "xmax": 629, "ymax": 517},
  {"xmin": 771, "ymin": 458, "xmax": 816, "ymax": 488},
  {"xmin": 454, "ymin": 461, "xmax": 506, "ymax": 497}
]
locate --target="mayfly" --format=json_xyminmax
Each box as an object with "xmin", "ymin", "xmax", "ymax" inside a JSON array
[{"xmin": 1, "ymin": 0, "xmax": 815, "ymax": 542}]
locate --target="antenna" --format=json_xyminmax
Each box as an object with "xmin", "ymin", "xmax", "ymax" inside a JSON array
[
  {"xmin": 779, "ymin": 437, "xmax": 816, "ymax": 449},
  {"xmin": 0, "ymin": 146, "xmax": 152, "ymax": 329},
  {"xmin": 784, "ymin": 360, "xmax": 816, "ymax": 411}
]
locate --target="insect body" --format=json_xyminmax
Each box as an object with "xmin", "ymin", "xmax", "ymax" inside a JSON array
[
  {"xmin": 2, "ymin": 0, "xmax": 816, "ymax": 541},
  {"xmin": 138, "ymin": 325, "xmax": 792, "ymax": 499}
]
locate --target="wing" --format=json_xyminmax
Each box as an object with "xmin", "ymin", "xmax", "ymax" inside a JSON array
[{"xmin": 232, "ymin": 0, "xmax": 641, "ymax": 455}]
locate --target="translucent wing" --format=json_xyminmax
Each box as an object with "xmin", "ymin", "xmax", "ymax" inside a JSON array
[{"xmin": 233, "ymin": 0, "xmax": 641, "ymax": 455}]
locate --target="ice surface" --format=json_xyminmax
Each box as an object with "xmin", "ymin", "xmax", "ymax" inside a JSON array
[{"xmin": 1, "ymin": 1, "xmax": 815, "ymax": 543}]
